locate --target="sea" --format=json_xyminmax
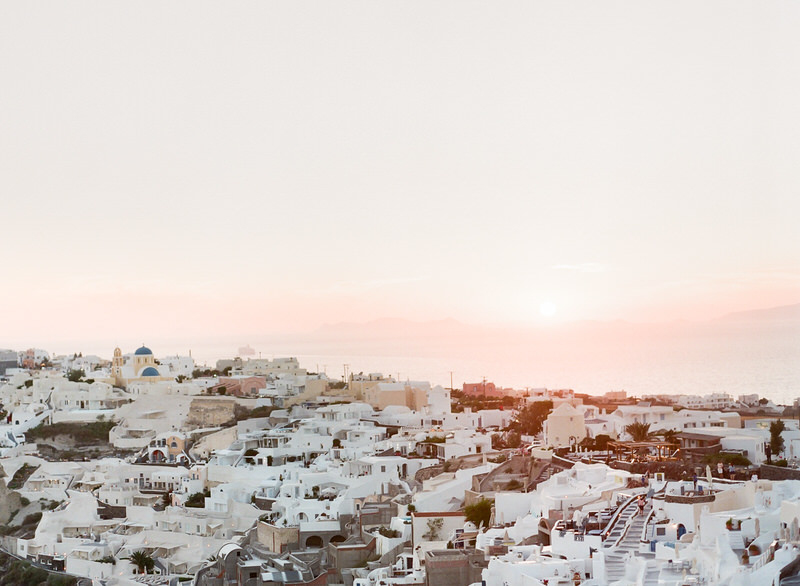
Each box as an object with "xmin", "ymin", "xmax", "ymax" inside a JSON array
[{"xmin": 176, "ymin": 318, "xmax": 800, "ymax": 405}]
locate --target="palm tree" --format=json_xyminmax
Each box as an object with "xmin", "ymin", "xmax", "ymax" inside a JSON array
[
  {"xmin": 124, "ymin": 550, "xmax": 155, "ymax": 574},
  {"xmin": 657, "ymin": 429, "xmax": 680, "ymax": 445},
  {"xmin": 625, "ymin": 421, "xmax": 654, "ymax": 442}
]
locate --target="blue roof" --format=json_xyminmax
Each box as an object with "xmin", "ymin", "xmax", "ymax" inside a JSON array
[
  {"xmin": 141, "ymin": 367, "xmax": 160, "ymax": 377},
  {"xmin": 135, "ymin": 346, "xmax": 153, "ymax": 356}
]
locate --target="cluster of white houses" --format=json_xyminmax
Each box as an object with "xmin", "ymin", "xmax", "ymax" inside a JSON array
[{"xmin": 2, "ymin": 348, "xmax": 800, "ymax": 585}]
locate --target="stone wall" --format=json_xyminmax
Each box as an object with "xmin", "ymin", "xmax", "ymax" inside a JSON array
[
  {"xmin": 476, "ymin": 455, "xmax": 531, "ymax": 492},
  {"xmin": 328, "ymin": 538, "xmax": 376, "ymax": 582},
  {"xmin": 424, "ymin": 550, "xmax": 486, "ymax": 586},
  {"xmin": 664, "ymin": 494, "xmax": 715, "ymax": 504},
  {"xmin": 186, "ymin": 398, "xmax": 239, "ymax": 427},
  {"xmin": 255, "ymin": 520, "xmax": 300, "ymax": 553},
  {"xmin": 759, "ymin": 464, "xmax": 800, "ymax": 481},
  {"xmin": 360, "ymin": 503, "xmax": 397, "ymax": 527},
  {"xmin": 415, "ymin": 464, "xmax": 444, "ymax": 483}
]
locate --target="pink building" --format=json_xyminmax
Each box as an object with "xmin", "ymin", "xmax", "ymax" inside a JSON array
[
  {"xmin": 463, "ymin": 381, "xmax": 503, "ymax": 398},
  {"xmin": 210, "ymin": 376, "xmax": 267, "ymax": 397}
]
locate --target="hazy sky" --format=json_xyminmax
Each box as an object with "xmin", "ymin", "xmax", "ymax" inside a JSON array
[{"xmin": 2, "ymin": 1, "xmax": 799, "ymax": 347}]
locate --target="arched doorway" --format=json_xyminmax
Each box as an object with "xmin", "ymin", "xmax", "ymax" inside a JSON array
[
  {"xmin": 305, "ymin": 535, "xmax": 323, "ymax": 548},
  {"xmin": 330, "ymin": 535, "xmax": 346, "ymax": 545}
]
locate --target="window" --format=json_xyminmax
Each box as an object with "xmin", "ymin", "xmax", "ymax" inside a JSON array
[{"xmin": 656, "ymin": 527, "xmax": 666, "ymax": 536}]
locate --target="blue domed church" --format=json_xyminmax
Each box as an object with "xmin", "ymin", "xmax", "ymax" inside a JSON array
[{"xmin": 111, "ymin": 344, "xmax": 170, "ymax": 387}]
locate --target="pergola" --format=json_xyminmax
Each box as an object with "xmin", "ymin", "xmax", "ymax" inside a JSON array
[{"xmin": 607, "ymin": 440, "xmax": 680, "ymax": 462}]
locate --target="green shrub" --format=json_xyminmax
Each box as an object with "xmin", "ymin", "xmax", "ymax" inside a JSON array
[
  {"xmin": 22, "ymin": 512, "xmax": 42, "ymax": 526},
  {"xmin": 47, "ymin": 574, "xmax": 78, "ymax": 586},
  {"xmin": 26, "ymin": 421, "xmax": 115, "ymax": 446},
  {"xmin": 702, "ymin": 453, "xmax": 752, "ymax": 467},
  {"xmin": 7, "ymin": 464, "xmax": 38, "ymax": 489},
  {"xmin": 0, "ymin": 556, "xmax": 76, "ymax": 586},
  {"xmin": 377, "ymin": 526, "xmax": 401, "ymax": 538},
  {"xmin": 242, "ymin": 406, "xmax": 275, "ymax": 420},
  {"xmin": 184, "ymin": 489, "xmax": 210, "ymax": 508}
]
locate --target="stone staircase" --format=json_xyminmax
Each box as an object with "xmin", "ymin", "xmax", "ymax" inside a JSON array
[
  {"xmin": 727, "ymin": 530, "xmax": 745, "ymax": 550},
  {"xmin": 604, "ymin": 499, "xmax": 653, "ymax": 583},
  {"xmin": 530, "ymin": 464, "xmax": 552, "ymax": 487},
  {"xmin": 643, "ymin": 560, "xmax": 661, "ymax": 586}
]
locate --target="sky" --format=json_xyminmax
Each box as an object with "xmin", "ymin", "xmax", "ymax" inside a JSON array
[{"xmin": 1, "ymin": 1, "xmax": 799, "ymax": 350}]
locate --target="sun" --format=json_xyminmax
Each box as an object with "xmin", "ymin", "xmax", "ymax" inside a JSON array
[{"xmin": 539, "ymin": 301, "xmax": 557, "ymax": 317}]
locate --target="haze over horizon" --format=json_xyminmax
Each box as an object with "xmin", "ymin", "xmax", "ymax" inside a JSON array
[{"xmin": 2, "ymin": 2, "xmax": 799, "ymax": 357}]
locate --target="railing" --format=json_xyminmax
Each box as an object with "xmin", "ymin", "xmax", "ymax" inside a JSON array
[
  {"xmin": 601, "ymin": 494, "xmax": 637, "ymax": 542},
  {"xmin": 748, "ymin": 540, "xmax": 778, "ymax": 572},
  {"xmin": 639, "ymin": 508, "xmax": 655, "ymax": 544},
  {"xmin": 615, "ymin": 512, "xmax": 635, "ymax": 547}
]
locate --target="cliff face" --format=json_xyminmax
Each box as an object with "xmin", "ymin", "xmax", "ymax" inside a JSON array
[{"xmin": 0, "ymin": 476, "xmax": 21, "ymax": 526}]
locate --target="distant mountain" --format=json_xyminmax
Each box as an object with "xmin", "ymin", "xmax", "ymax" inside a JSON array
[
  {"xmin": 716, "ymin": 302, "xmax": 800, "ymax": 322},
  {"xmin": 312, "ymin": 303, "xmax": 800, "ymax": 343}
]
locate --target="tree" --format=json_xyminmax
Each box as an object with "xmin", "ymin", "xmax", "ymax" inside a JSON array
[
  {"xmin": 464, "ymin": 498, "xmax": 493, "ymax": 529},
  {"xmin": 124, "ymin": 550, "xmax": 155, "ymax": 574},
  {"xmin": 770, "ymin": 419, "xmax": 786, "ymax": 458},
  {"xmin": 491, "ymin": 433, "xmax": 505, "ymax": 450},
  {"xmin": 624, "ymin": 421, "xmax": 654, "ymax": 442},
  {"xmin": 67, "ymin": 369, "xmax": 85, "ymax": 382},
  {"xmin": 594, "ymin": 434, "xmax": 612, "ymax": 452},
  {"xmin": 657, "ymin": 429, "xmax": 680, "ymax": 445},
  {"xmin": 702, "ymin": 453, "xmax": 751, "ymax": 467},
  {"xmin": 511, "ymin": 401, "xmax": 553, "ymax": 435},
  {"xmin": 184, "ymin": 489, "xmax": 210, "ymax": 508},
  {"xmin": 504, "ymin": 431, "xmax": 521, "ymax": 449}
]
